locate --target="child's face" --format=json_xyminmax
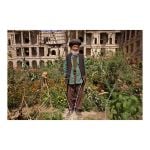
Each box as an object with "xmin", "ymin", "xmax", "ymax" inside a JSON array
[{"xmin": 71, "ymin": 45, "xmax": 79, "ymax": 52}]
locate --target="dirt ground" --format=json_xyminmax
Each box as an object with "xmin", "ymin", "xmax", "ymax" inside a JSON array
[
  {"xmin": 63, "ymin": 109, "xmax": 105, "ymax": 120},
  {"xmin": 8, "ymin": 105, "xmax": 106, "ymax": 120}
]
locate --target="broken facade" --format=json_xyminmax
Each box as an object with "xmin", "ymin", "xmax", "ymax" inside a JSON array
[
  {"xmin": 120, "ymin": 30, "xmax": 142, "ymax": 64},
  {"xmin": 8, "ymin": 30, "xmax": 66, "ymax": 68},
  {"xmin": 67, "ymin": 30, "xmax": 121, "ymax": 57},
  {"xmin": 8, "ymin": 30, "xmax": 121, "ymax": 69}
]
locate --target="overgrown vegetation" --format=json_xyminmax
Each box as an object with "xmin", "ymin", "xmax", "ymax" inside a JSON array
[{"xmin": 8, "ymin": 53, "xmax": 142, "ymax": 120}]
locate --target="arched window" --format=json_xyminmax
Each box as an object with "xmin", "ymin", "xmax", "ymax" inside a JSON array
[
  {"xmin": 17, "ymin": 61, "xmax": 22, "ymax": 69},
  {"xmin": 26, "ymin": 61, "xmax": 30, "ymax": 67},
  {"xmin": 40, "ymin": 60, "xmax": 45, "ymax": 68},
  {"xmin": 51, "ymin": 50, "xmax": 56, "ymax": 55},
  {"xmin": 8, "ymin": 61, "xmax": 13, "ymax": 68},
  {"xmin": 32, "ymin": 60, "xmax": 37, "ymax": 69},
  {"xmin": 47, "ymin": 60, "xmax": 52, "ymax": 66}
]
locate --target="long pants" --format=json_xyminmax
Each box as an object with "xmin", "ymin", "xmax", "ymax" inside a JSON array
[{"xmin": 67, "ymin": 84, "xmax": 84, "ymax": 111}]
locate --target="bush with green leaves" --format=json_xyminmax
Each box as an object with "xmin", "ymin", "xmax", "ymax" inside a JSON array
[
  {"xmin": 107, "ymin": 92, "xmax": 142, "ymax": 120},
  {"xmin": 8, "ymin": 53, "xmax": 142, "ymax": 120},
  {"xmin": 84, "ymin": 53, "xmax": 142, "ymax": 119},
  {"xmin": 40, "ymin": 87, "xmax": 67, "ymax": 112},
  {"xmin": 83, "ymin": 85, "xmax": 107, "ymax": 112}
]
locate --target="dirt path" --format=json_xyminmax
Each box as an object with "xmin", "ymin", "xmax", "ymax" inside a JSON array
[
  {"xmin": 8, "ymin": 105, "xmax": 106, "ymax": 120},
  {"xmin": 63, "ymin": 109, "xmax": 105, "ymax": 120}
]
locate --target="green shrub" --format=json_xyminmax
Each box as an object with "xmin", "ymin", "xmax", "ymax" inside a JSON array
[
  {"xmin": 8, "ymin": 55, "xmax": 142, "ymax": 120},
  {"xmin": 107, "ymin": 93, "xmax": 142, "ymax": 120},
  {"xmin": 83, "ymin": 86, "xmax": 106, "ymax": 112}
]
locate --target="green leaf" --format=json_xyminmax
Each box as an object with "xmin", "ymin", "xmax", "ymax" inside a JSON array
[{"xmin": 116, "ymin": 102, "xmax": 121, "ymax": 109}]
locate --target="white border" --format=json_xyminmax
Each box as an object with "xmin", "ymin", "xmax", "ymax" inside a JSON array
[{"xmin": 0, "ymin": 0, "xmax": 149, "ymax": 150}]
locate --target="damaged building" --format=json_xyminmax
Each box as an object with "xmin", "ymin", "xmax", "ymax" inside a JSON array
[
  {"xmin": 120, "ymin": 30, "xmax": 143, "ymax": 64},
  {"xmin": 8, "ymin": 30, "xmax": 66, "ymax": 69},
  {"xmin": 67, "ymin": 30, "xmax": 121, "ymax": 57},
  {"xmin": 8, "ymin": 30, "xmax": 122, "ymax": 69}
]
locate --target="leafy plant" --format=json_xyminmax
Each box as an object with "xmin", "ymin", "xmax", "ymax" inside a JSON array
[
  {"xmin": 107, "ymin": 93, "xmax": 142, "ymax": 120},
  {"xmin": 8, "ymin": 53, "xmax": 142, "ymax": 120}
]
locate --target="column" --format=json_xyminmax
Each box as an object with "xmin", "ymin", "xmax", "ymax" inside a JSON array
[
  {"xmin": 29, "ymin": 47, "xmax": 32, "ymax": 58},
  {"xmin": 112, "ymin": 33, "xmax": 115, "ymax": 44},
  {"xmin": 76, "ymin": 30, "xmax": 78, "ymax": 39},
  {"xmin": 44, "ymin": 46, "xmax": 48, "ymax": 57},
  {"xmin": 37, "ymin": 59, "xmax": 40, "ymax": 67},
  {"xmin": 21, "ymin": 31, "xmax": 23, "ymax": 45},
  {"xmin": 99, "ymin": 32, "xmax": 102, "ymax": 47},
  {"xmin": 29, "ymin": 60, "xmax": 31, "ymax": 68},
  {"xmin": 14, "ymin": 60, "xmax": 17, "ymax": 68},
  {"xmin": 37, "ymin": 47, "xmax": 39, "ymax": 58},
  {"xmin": 84, "ymin": 30, "xmax": 86, "ymax": 56},
  {"xmin": 37, "ymin": 34, "xmax": 39, "ymax": 45},
  {"xmin": 44, "ymin": 60, "xmax": 47, "ymax": 67},
  {"xmin": 93, "ymin": 32, "xmax": 95, "ymax": 45},
  {"xmin": 107, "ymin": 33, "xmax": 111, "ymax": 44},
  {"xmin": 29, "ymin": 31, "xmax": 31, "ymax": 45},
  {"xmin": 13, "ymin": 32, "xmax": 15, "ymax": 44},
  {"xmin": 56, "ymin": 48, "xmax": 59, "ymax": 57},
  {"xmin": 98, "ymin": 33, "xmax": 100, "ymax": 45}
]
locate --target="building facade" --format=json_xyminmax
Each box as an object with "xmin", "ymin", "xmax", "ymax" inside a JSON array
[
  {"xmin": 67, "ymin": 30, "xmax": 121, "ymax": 57},
  {"xmin": 8, "ymin": 30, "xmax": 121, "ymax": 69},
  {"xmin": 120, "ymin": 30, "xmax": 142, "ymax": 63},
  {"xmin": 8, "ymin": 30, "xmax": 66, "ymax": 68}
]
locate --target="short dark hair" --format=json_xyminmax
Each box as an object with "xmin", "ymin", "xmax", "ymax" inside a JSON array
[{"xmin": 69, "ymin": 39, "xmax": 81, "ymax": 47}]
